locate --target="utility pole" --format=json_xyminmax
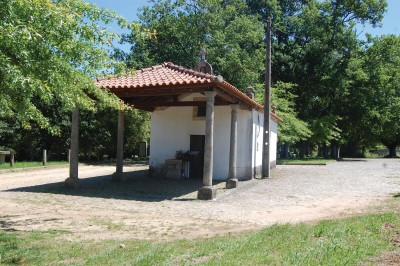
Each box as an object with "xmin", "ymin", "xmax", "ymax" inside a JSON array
[{"xmin": 262, "ymin": 17, "xmax": 272, "ymax": 178}]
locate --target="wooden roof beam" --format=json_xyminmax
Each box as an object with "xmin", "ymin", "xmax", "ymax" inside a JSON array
[
  {"xmin": 132, "ymin": 100, "xmax": 230, "ymax": 108},
  {"xmin": 216, "ymin": 89, "xmax": 237, "ymax": 104}
]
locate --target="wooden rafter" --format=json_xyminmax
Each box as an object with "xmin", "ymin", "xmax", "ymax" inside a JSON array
[{"xmin": 130, "ymin": 100, "xmax": 230, "ymax": 108}]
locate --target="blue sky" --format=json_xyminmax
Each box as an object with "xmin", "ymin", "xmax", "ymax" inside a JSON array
[
  {"xmin": 86, "ymin": 0, "xmax": 399, "ymax": 52},
  {"xmin": 358, "ymin": 0, "xmax": 399, "ymax": 37}
]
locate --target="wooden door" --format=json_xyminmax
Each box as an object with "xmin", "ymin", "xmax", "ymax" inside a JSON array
[{"xmin": 189, "ymin": 135, "xmax": 205, "ymax": 179}]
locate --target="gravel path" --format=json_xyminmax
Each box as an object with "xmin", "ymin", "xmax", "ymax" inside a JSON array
[{"xmin": 0, "ymin": 159, "xmax": 399, "ymax": 240}]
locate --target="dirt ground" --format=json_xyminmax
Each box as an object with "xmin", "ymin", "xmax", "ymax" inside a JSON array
[{"xmin": 0, "ymin": 159, "xmax": 399, "ymax": 241}]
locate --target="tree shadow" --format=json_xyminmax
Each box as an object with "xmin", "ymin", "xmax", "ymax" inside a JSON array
[
  {"xmin": 5, "ymin": 169, "xmax": 211, "ymax": 202},
  {"xmin": 336, "ymin": 158, "xmax": 368, "ymax": 162}
]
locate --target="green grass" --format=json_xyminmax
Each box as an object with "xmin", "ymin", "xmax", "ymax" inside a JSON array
[
  {"xmin": 0, "ymin": 161, "xmax": 68, "ymax": 170},
  {"xmin": 1, "ymin": 212, "xmax": 399, "ymax": 265},
  {"xmin": 277, "ymin": 157, "xmax": 335, "ymax": 165}
]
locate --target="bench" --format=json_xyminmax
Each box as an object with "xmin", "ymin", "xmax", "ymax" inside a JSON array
[{"xmin": 0, "ymin": 151, "xmax": 15, "ymax": 167}]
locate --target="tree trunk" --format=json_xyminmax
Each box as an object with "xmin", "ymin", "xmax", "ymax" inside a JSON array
[
  {"xmin": 305, "ymin": 141, "xmax": 312, "ymax": 157},
  {"xmin": 330, "ymin": 144, "xmax": 336, "ymax": 159},
  {"xmin": 281, "ymin": 142, "xmax": 289, "ymax": 158},
  {"xmin": 28, "ymin": 131, "xmax": 33, "ymax": 161},
  {"xmin": 323, "ymin": 145, "xmax": 329, "ymax": 159},
  {"xmin": 387, "ymin": 145, "xmax": 397, "ymax": 158},
  {"xmin": 347, "ymin": 142, "xmax": 359, "ymax": 158},
  {"xmin": 299, "ymin": 141, "xmax": 305, "ymax": 159}
]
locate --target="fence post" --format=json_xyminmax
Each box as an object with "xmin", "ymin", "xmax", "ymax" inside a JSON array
[
  {"xmin": 10, "ymin": 152, "xmax": 14, "ymax": 168},
  {"xmin": 43, "ymin": 149, "xmax": 47, "ymax": 166}
]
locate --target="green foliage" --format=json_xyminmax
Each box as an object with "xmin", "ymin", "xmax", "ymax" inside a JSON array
[
  {"xmin": 340, "ymin": 34, "xmax": 400, "ymax": 155},
  {"xmin": 267, "ymin": 0, "xmax": 388, "ymax": 154},
  {"xmin": 76, "ymin": 107, "xmax": 150, "ymax": 160},
  {"xmin": 0, "ymin": 0, "xmax": 131, "ymax": 131},
  {"xmin": 363, "ymin": 35, "xmax": 400, "ymax": 152},
  {"xmin": 0, "ymin": 1, "xmax": 152, "ymax": 161},
  {"xmin": 1, "ymin": 0, "xmax": 393, "ymax": 158},
  {"xmin": 308, "ymin": 115, "xmax": 342, "ymax": 146},
  {"xmin": 123, "ymin": 0, "xmax": 391, "ymax": 154},
  {"xmin": 256, "ymin": 82, "xmax": 311, "ymax": 143},
  {"xmin": 123, "ymin": 0, "xmax": 264, "ymax": 90},
  {"xmin": 125, "ymin": 0, "xmax": 313, "ymax": 147},
  {"xmin": 0, "ymin": 104, "xmax": 150, "ymax": 161}
]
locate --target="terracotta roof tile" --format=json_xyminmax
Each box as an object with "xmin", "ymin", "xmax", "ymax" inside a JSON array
[
  {"xmin": 95, "ymin": 62, "xmax": 282, "ymax": 122},
  {"xmin": 96, "ymin": 62, "xmax": 214, "ymax": 89}
]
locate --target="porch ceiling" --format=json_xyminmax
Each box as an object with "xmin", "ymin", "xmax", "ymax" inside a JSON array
[{"xmin": 108, "ymin": 83, "xmax": 240, "ymax": 111}]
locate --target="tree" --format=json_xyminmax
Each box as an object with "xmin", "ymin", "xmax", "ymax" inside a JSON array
[
  {"xmin": 247, "ymin": 0, "xmax": 387, "ymax": 155},
  {"xmin": 0, "ymin": 0, "xmax": 134, "ymax": 133},
  {"xmin": 0, "ymin": 0, "xmax": 156, "ymax": 161},
  {"xmin": 121, "ymin": 0, "xmax": 265, "ymax": 91},
  {"xmin": 79, "ymin": 107, "xmax": 150, "ymax": 161},
  {"xmin": 256, "ymin": 82, "xmax": 311, "ymax": 144},
  {"xmin": 363, "ymin": 35, "xmax": 400, "ymax": 157}
]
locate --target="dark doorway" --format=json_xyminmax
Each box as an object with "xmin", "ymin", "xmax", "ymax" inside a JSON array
[{"xmin": 189, "ymin": 135, "xmax": 205, "ymax": 179}]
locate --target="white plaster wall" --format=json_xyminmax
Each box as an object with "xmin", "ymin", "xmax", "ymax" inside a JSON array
[
  {"xmin": 270, "ymin": 119, "xmax": 278, "ymax": 167},
  {"xmin": 149, "ymin": 104, "xmax": 230, "ymax": 180},
  {"xmin": 236, "ymin": 109, "xmax": 254, "ymax": 180},
  {"xmin": 252, "ymin": 111, "xmax": 263, "ymax": 177},
  {"xmin": 149, "ymin": 103, "xmax": 278, "ymax": 180},
  {"xmin": 149, "ymin": 106, "xmax": 203, "ymax": 170},
  {"xmin": 212, "ymin": 106, "xmax": 230, "ymax": 179},
  {"xmin": 252, "ymin": 111, "xmax": 278, "ymax": 176}
]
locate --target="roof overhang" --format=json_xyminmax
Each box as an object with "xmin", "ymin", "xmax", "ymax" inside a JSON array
[{"xmin": 96, "ymin": 62, "xmax": 283, "ymax": 123}]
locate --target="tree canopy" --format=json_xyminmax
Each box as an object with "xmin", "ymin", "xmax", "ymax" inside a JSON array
[
  {"xmin": 0, "ymin": 0, "xmax": 151, "ymax": 160},
  {"xmin": 361, "ymin": 35, "xmax": 400, "ymax": 156},
  {"xmin": 0, "ymin": 0, "xmax": 135, "ymax": 133},
  {"xmin": 119, "ymin": 0, "xmax": 398, "ymax": 157},
  {"xmin": 119, "ymin": 0, "xmax": 311, "ymax": 144}
]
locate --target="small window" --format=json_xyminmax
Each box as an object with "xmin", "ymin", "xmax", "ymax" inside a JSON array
[
  {"xmin": 192, "ymin": 97, "xmax": 207, "ymax": 120},
  {"xmin": 197, "ymin": 106, "xmax": 206, "ymax": 117}
]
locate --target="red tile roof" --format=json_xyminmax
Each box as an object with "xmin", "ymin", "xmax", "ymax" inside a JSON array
[
  {"xmin": 96, "ymin": 62, "xmax": 215, "ymax": 89},
  {"xmin": 96, "ymin": 62, "xmax": 282, "ymax": 122}
]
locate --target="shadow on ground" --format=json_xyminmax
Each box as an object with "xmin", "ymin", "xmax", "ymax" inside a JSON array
[
  {"xmin": 336, "ymin": 158, "xmax": 368, "ymax": 162},
  {"xmin": 5, "ymin": 169, "xmax": 216, "ymax": 202}
]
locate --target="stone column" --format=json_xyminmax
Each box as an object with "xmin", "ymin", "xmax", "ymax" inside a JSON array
[
  {"xmin": 42, "ymin": 149, "xmax": 47, "ymax": 166},
  {"xmin": 112, "ymin": 109, "xmax": 125, "ymax": 182},
  {"xmin": 65, "ymin": 107, "xmax": 79, "ymax": 188},
  {"xmin": 226, "ymin": 104, "xmax": 239, "ymax": 189},
  {"xmin": 198, "ymin": 90, "xmax": 217, "ymax": 200}
]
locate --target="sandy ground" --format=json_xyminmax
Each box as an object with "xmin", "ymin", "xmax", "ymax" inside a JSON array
[{"xmin": 0, "ymin": 159, "xmax": 399, "ymax": 241}]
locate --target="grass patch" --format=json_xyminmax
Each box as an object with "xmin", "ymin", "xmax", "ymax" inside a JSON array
[
  {"xmin": 1, "ymin": 213, "xmax": 399, "ymax": 265},
  {"xmin": 0, "ymin": 161, "xmax": 68, "ymax": 170},
  {"xmin": 277, "ymin": 157, "xmax": 335, "ymax": 165}
]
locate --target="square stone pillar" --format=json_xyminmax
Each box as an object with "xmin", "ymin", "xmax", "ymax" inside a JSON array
[
  {"xmin": 112, "ymin": 109, "xmax": 125, "ymax": 182},
  {"xmin": 226, "ymin": 104, "xmax": 239, "ymax": 189},
  {"xmin": 65, "ymin": 107, "xmax": 80, "ymax": 188},
  {"xmin": 198, "ymin": 90, "xmax": 217, "ymax": 200}
]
